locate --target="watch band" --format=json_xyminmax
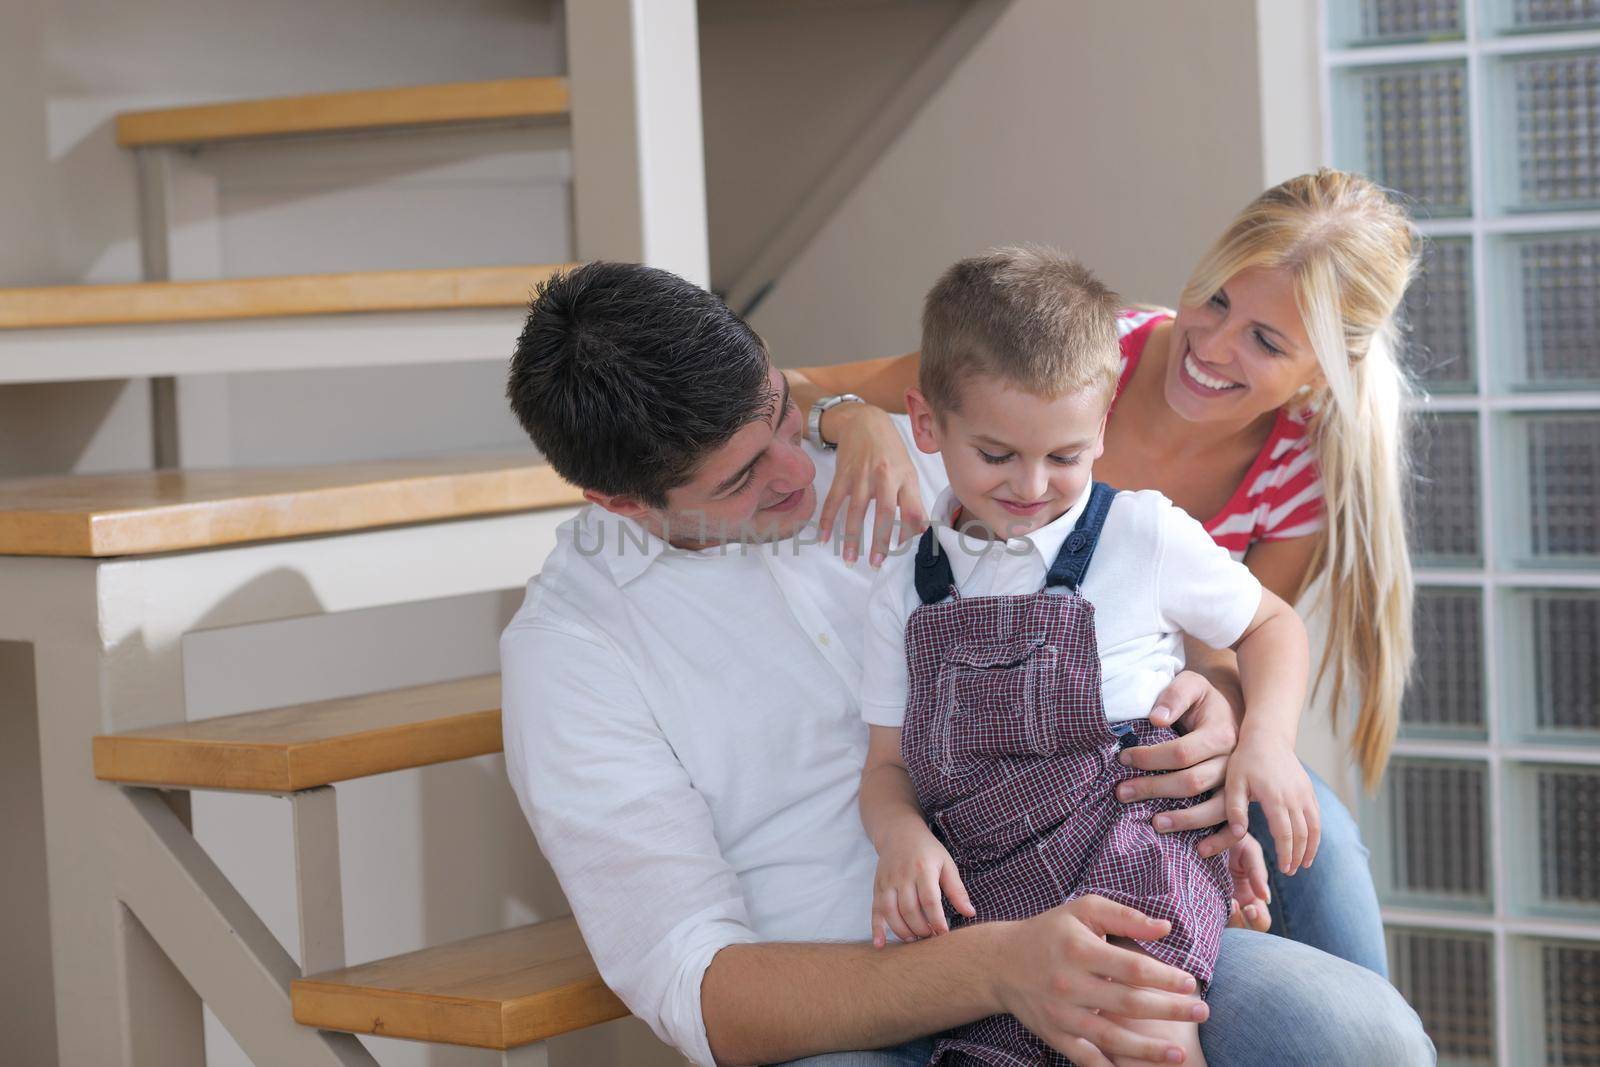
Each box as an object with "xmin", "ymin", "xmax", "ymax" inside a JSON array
[{"xmin": 807, "ymin": 393, "xmax": 864, "ymax": 451}]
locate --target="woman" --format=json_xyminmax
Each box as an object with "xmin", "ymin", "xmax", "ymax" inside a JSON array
[{"xmin": 788, "ymin": 168, "xmax": 1416, "ymax": 976}]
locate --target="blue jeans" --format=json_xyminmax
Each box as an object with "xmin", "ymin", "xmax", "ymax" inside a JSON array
[
  {"xmin": 772, "ymin": 930, "xmax": 1431, "ymax": 1066},
  {"xmin": 1248, "ymin": 765, "xmax": 1390, "ymax": 978}
]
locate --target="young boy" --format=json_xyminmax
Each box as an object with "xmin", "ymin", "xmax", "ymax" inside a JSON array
[{"xmin": 857, "ymin": 248, "xmax": 1319, "ymax": 1067}]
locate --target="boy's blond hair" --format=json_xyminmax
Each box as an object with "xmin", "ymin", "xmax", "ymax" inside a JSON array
[{"xmin": 920, "ymin": 246, "xmax": 1122, "ymax": 413}]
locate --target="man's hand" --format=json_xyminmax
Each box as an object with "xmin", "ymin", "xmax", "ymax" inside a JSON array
[
  {"xmin": 816, "ymin": 403, "xmax": 927, "ymax": 567},
  {"xmin": 1116, "ymin": 671, "xmax": 1244, "ymax": 858},
  {"xmin": 991, "ymin": 896, "xmax": 1207, "ymax": 1067},
  {"xmin": 872, "ymin": 824, "xmax": 976, "ymax": 947}
]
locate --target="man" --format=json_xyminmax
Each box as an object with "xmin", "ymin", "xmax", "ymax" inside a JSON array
[{"xmin": 500, "ymin": 261, "xmax": 1432, "ymax": 1067}]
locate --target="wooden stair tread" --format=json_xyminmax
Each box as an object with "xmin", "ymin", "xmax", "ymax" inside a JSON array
[
  {"xmin": 0, "ymin": 452, "xmax": 582, "ymax": 557},
  {"xmin": 117, "ymin": 77, "xmax": 569, "ymax": 147},
  {"xmin": 0, "ymin": 264, "xmax": 565, "ymax": 331},
  {"xmin": 94, "ymin": 674, "xmax": 503, "ymax": 792},
  {"xmin": 292, "ymin": 918, "xmax": 627, "ymax": 1050}
]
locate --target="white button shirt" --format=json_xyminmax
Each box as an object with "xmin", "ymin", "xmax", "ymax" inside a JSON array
[{"xmin": 500, "ymin": 419, "xmax": 944, "ymax": 1066}]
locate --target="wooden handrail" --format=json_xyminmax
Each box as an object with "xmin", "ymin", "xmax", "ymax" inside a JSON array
[
  {"xmin": 0, "ymin": 264, "xmax": 566, "ymax": 331},
  {"xmin": 116, "ymin": 77, "xmax": 569, "ymax": 147}
]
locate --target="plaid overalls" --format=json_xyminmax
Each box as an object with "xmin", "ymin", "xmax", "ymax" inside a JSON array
[{"xmin": 902, "ymin": 483, "xmax": 1231, "ymax": 1067}]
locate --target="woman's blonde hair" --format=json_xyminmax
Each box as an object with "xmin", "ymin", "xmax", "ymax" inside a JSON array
[{"xmin": 1181, "ymin": 169, "xmax": 1420, "ymax": 787}]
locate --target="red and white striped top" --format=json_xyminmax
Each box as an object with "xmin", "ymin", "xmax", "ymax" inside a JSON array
[{"xmin": 1112, "ymin": 309, "xmax": 1324, "ymax": 560}]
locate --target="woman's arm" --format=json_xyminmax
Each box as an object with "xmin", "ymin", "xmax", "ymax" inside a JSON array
[
  {"xmin": 1241, "ymin": 534, "xmax": 1321, "ymax": 604},
  {"xmin": 788, "ymin": 351, "xmax": 921, "ymax": 416},
  {"xmin": 782, "ymin": 352, "xmax": 929, "ymax": 565}
]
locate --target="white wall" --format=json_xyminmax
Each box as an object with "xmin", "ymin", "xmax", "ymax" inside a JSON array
[
  {"xmin": 747, "ymin": 0, "xmax": 1272, "ymax": 364},
  {"xmin": 699, "ymin": 0, "xmax": 971, "ymax": 294}
]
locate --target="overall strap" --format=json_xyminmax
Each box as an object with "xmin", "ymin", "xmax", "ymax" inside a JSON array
[
  {"xmin": 1044, "ymin": 482, "xmax": 1118, "ymax": 592},
  {"xmin": 913, "ymin": 527, "xmax": 957, "ymax": 605}
]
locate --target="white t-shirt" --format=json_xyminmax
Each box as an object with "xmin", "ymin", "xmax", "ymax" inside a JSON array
[
  {"xmin": 859, "ymin": 482, "xmax": 1264, "ymax": 728},
  {"xmin": 500, "ymin": 416, "xmax": 948, "ymax": 1066}
]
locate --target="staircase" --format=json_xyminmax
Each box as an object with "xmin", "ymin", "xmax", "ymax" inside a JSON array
[{"xmin": 0, "ymin": 2, "xmax": 711, "ymax": 1065}]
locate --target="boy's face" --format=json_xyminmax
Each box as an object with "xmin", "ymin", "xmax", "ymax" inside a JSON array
[{"xmin": 907, "ymin": 375, "xmax": 1108, "ymax": 540}]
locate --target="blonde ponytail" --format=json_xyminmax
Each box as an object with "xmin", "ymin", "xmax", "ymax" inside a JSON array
[{"xmin": 1183, "ymin": 169, "xmax": 1419, "ymax": 787}]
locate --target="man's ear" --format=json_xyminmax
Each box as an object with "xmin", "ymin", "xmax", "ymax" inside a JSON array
[
  {"xmin": 905, "ymin": 388, "xmax": 942, "ymax": 455},
  {"xmin": 583, "ymin": 488, "xmax": 654, "ymax": 522},
  {"xmin": 1091, "ymin": 410, "xmax": 1109, "ymax": 462}
]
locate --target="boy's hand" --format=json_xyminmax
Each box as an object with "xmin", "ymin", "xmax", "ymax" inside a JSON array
[
  {"xmin": 1225, "ymin": 833, "xmax": 1272, "ymax": 932},
  {"xmin": 1224, "ymin": 733, "xmax": 1320, "ymax": 875},
  {"xmin": 871, "ymin": 826, "xmax": 975, "ymax": 947}
]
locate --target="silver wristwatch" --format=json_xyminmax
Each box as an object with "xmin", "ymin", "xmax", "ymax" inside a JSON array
[{"xmin": 807, "ymin": 393, "xmax": 865, "ymax": 450}]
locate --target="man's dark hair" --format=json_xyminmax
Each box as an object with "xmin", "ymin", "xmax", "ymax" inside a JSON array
[{"xmin": 507, "ymin": 261, "xmax": 775, "ymax": 506}]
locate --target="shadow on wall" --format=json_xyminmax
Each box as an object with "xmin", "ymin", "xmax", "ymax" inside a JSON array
[
  {"xmin": 0, "ymin": 379, "xmax": 154, "ymax": 478},
  {"xmin": 0, "ymin": 641, "xmax": 60, "ymax": 1067}
]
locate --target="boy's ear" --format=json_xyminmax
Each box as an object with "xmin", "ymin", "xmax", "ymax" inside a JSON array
[
  {"xmin": 583, "ymin": 488, "xmax": 655, "ymax": 523},
  {"xmin": 1091, "ymin": 410, "xmax": 1109, "ymax": 462},
  {"xmin": 904, "ymin": 387, "xmax": 942, "ymax": 455}
]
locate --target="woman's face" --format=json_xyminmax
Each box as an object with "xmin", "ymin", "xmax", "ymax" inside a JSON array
[{"xmin": 1164, "ymin": 265, "xmax": 1324, "ymax": 425}]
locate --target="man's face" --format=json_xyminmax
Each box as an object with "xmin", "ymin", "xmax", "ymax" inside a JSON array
[{"xmin": 653, "ymin": 366, "xmax": 818, "ymax": 547}]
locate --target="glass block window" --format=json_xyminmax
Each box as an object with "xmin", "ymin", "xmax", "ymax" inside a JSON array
[
  {"xmin": 1506, "ymin": 0, "xmax": 1600, "ymax": 33},
  {"xmin": 1524, "ymin": 415, "xmax": 1600, "ymax": 562},
  {"xmin": 1388, "ymin": 928, "xmax": 1495, "ymax": 1067},
  {"xmin": 1530, "ymin": 591, "xmax": 1600, "ymax": 736},
  {"xmin": 1540, "ymin": 940, "xmax": 1600, "ymax": 1065},
  {"xmin": 1374, "ymin": 758, "xmax": 1491, "ymax": 907},
  {"xmin": 1536, "ymin": 767, "xmax": 1600, "ymax": 909},
  {"xmin": 1324, "ymin": 8, "xmax": 1600, "ymax": 1060},
  {"xmin": 1508, "ymin": 52, "xmax": 1600, "ymax": 212},
  {"xmin": 1405, "ymin": 586, "xmax": 1486, "ymax": 736},
  {"xmin": 1411, "ymin": 413, "xmax": 1482, "ymax": 564},
  {"xmin": 1405, "ymin": 236, "xmax": 1477, "ymax": 391},
  {"xmin": 1357, "ymin": 0, "xmax": 1466, "ymax": 43},
  {"xmin": 1349, "ymin": 62, "xmax": 1472, "ymax": 216},
  {"xmin": 1516, "ymin": 234, "xmax": 1600, "ymax": 389}
]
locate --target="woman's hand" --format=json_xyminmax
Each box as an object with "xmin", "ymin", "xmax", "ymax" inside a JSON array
[
  {"xmin": 1225, "ymin": 833, "xmax": 1272, "ymax": 932},
  {"xmin": 1225, "ymin": 733, "xmax": 1321, "ymax": 875},
  {"xmin": 1115, "ymin": 671, "xmax": 1244, "ymax": 858},
  {"xmin": 992, "ymin": 896, "xmax": 1206, "ymax": 1067},
  {"xmin": 871, "ymin": 824, "xmax": 975, "ymax": 947},
  {"xmin": 816, "ymin": 402, "xmax": 927, "ymax": 567}
]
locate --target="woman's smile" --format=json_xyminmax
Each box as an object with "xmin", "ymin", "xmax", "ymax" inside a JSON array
[{"xmin": 1179, "ymin": 338, "xmax": 1245, "ymax": 396}]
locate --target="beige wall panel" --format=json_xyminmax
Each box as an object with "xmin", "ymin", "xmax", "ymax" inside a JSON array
[{"xmin": 748, "ymin": 0, "xmax": 1269, "ymax": 365}]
